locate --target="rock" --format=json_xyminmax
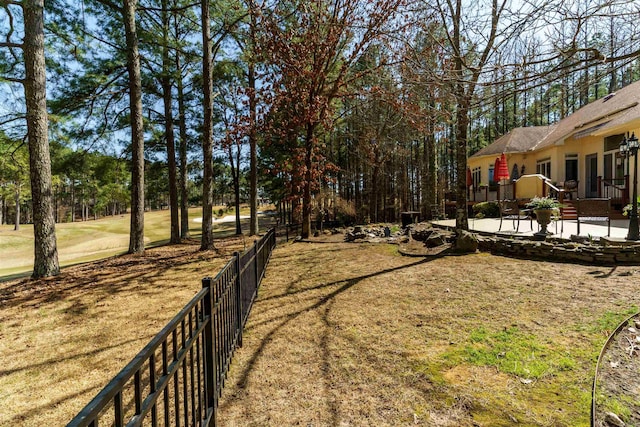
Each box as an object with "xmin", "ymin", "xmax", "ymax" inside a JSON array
[
  {"xmin": 425, "ymin": 231, "xmax": 446, "ymax": 248},
  {"xmin": 408, "ymin": 223, "xmax": 434, "ymax": 241},
  {"xmin": 397, "ymin": 236, "xmax": 409, "ymax": 244},
  {"xmin": 570, "ymin": 234, "xmax": 590, "ymax": 244},
  {"xmin": 345, "ymin": 231, "xmax": 367, "ymax": 242},
  {"xmin": 455, "ymin": 230, "xmax": 478, "ymax": 253},
  {"xmin": 604, "ymin": 412, "xmax": 626, "ymax": 427}
]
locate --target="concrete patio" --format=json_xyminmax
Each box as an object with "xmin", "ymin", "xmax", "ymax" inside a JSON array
[{"xmin": 433, "ymin": 217, "xmax": 634, "ymax": 242}]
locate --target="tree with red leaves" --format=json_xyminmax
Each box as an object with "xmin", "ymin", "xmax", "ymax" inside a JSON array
[{"xmin": 260, "ymin": 0, "xmax": 406, "ymax": 238}]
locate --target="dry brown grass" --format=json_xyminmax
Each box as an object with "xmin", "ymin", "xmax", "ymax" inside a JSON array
[
  {"xmin": 217, "ymin": 241, "xmax": 640, "ymax": 427},
  {"xmin": 2, "ymin": 234, "xmax": 640, "ymax": 426},
  {"xmin": 0, "ymin": 237, "xmax": 251, "ymax": 426}
]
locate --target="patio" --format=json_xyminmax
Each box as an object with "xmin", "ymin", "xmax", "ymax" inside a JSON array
[{"xmin": 433, "ymin": 217, "xmax": 633, "ymax": 242}]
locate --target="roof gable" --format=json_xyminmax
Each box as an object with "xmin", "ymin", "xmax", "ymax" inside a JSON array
[
  {"xmin": 470, "ymin": 79, "xmax": 640, "ymax": 159},
  {"xmin": 534, "ymin": 79, "xmax": 640, "ymax": 149},
  {"xmin": 470, "ymin": 126, "xmax": 555, "ymax": 158}
]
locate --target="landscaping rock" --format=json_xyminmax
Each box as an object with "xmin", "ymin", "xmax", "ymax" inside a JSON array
[
  {"xmin": 455, "ymin": 230, "xmax": 478, "ymax": 253},
  {"xmin": 345, "ymin": 231, "xmax": 367, "ymax": 242},
  {"xmin": 604, "ymin": 412, "xmax": 626, "ymax": 427},
  {"xmin": 425, "ymin": 231, "xmax": 446, "ymax": 248},
  {"xmin": 408, "ymin": 223, "xmax": 434, "ymax": 241}
]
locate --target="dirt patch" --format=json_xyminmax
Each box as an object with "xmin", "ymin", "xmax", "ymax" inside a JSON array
[{"xmin": 594, "ymin": 315, "xmax": 640, "ymax": 426}]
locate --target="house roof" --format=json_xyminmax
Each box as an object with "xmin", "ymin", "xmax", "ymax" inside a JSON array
[
  {"xmin": 470, "ymin": 125, "xmax": 556, "ymax": 158},
  {"xmin": 533, "ymin": 79, "xmax": 640, "ymax": 150},
  {"xmin": 470, "ymin": 79, "xmax": 640, "ymax": 159}
]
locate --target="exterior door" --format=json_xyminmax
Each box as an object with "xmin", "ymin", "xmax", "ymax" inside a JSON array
[{"xmin": 586, "ymin": 153, "xmax": 598, "ymax": 198}]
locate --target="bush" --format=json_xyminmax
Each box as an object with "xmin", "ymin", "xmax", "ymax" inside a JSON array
[{"xmin": 472, "ymin": 201, "xmax": 500, "ymax": 218}]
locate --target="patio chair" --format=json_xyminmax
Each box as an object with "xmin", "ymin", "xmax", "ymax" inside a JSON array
[
  {"xmin": 498, "ymin": 199, "xmax": 533, "ymax": 233},
  {"xmin": 562, "ymin": 179, "xmax": 578, "ymax": 200}
]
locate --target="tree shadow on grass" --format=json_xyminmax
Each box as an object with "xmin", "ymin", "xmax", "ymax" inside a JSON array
[
  {"xmin": 218, "ymin": 254, "xmax": 446, "ymax": 423},
  {"xmin": 0, "ymin": 337, "xmax": 144, "ymax": 377},
  {"xmin": 1, "ymin": 384, "xmax": 99, "ymax": 426},
  {"xmin": 0, "ymin": 238, "xmax": 248, "ymax": 311}
]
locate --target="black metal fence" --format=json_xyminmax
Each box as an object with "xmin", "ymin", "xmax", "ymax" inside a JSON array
[{"xmin": 67, "ymin": 228, "xmax": 277, "ymax": 427}]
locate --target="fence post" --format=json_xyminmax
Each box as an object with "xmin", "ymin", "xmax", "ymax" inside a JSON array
[
  {"xmin": 201, "ymin": 277, "xmax": 217, "ymax": 427},
  {"xmin": 234, "ymin": 252, "xmax": 243, "ymax": 348},
  {"xmin": 253, "ymin": 243, "xmax": 259, "ymax": 294}
]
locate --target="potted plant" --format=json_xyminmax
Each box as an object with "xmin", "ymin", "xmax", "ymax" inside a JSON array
[{"xmin": 526, "ymin": 196, "xmax": 560, "ymax": 238}]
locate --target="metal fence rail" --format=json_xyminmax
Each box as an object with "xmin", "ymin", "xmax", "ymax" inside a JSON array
[{"xmin": 67, "ymin": 228, "xmax": 277, "ymax": 427}]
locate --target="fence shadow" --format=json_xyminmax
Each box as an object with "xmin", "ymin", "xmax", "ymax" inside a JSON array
[{"xmin": 218, "ymin": 254, "xmax": 444, "ymax": 422}]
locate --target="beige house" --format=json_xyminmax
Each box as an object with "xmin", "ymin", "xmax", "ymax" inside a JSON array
[{"xmin": 468, "ymin": 79, "xmax": 640, "ymax": 210}]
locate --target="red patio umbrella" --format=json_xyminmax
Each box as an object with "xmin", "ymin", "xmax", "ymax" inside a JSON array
[
  {"xmin": 496, "ymin": 153, "xmax": 510, "ymax": 182},
  {"xmin": 466, "ymin": 167, "xmax": 473, "ymax": 187}
]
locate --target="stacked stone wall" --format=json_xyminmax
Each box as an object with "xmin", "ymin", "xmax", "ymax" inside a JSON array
[{"xmin": 477, "ymin": 236, "xmax": 640, "ymax": 265}]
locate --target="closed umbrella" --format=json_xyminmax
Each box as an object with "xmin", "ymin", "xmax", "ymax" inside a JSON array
[
  {"xmin": 511, "ymin": 163, "xmax": 520, "ymax": 180},
  {"xmin": 466, "ymin": 167, "xmax": 473, "ymax": 187},
  {"xmin": 496, "ymin": 153, "xmax": 510, "ymax": 182}
]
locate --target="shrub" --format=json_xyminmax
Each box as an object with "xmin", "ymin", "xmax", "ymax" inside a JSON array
[{"xmin": 472, "ymin": 201, "xmax": 500, "ymax": 218}]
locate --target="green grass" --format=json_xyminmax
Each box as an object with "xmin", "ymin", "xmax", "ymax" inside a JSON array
[
  {"xmin": 443, "ymin": 326, "xmax": 576, "ymax": 379},
  {"xmin": 582, "ymin": 307, "xmax": 639, "ymax": 335},
  {"xmin": 0, "ymin": 208, "xmax": 209, "ymax": 279},
  {"xmin": 598, "ymin": 394, "xmax": 633, "ymax": 420}
]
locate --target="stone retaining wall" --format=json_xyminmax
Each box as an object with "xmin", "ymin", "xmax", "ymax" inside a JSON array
[{"xmin": 477, "ymin": 236, "xmax": 640, "ymax": 265}]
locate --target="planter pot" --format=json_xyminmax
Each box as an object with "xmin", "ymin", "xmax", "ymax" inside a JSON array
[{"xmin": 534, "ymin": 208, "xmax": 554, "ymax": 237}]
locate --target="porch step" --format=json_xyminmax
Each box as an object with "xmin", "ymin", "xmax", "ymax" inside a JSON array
[{"xmin": 561, "ymin": 201, "xmax": 577, "ymax": 220}]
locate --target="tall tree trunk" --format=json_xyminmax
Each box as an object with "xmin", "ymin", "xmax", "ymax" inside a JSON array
[
  {"xmin": 70, "ymin": 180, "xmax": 75, "ymax": 222},
  {"xmin": 176, "ymin": 50, "xmax": 190, "ymax": 239},
  {"xmin": 200, "ymin": 0, "xmax": 215, "ymax": 249},
  {"xmin": 455, "ymin": 95, "xmax": 470, "ymax": 231},
  {"xmin": 14, "ymin": 186, "xmax": 20, "ymax": 231},
  {"xmin": 248, "ymin": 2, "xmax": 259, "ymax": 236},
  {"xmin": 162, "ymin": 0, "xmax": 180, "ymax": 244},
  {"xmin": 124, "ymin": 0, "xmax": 145, "ymax": 254},
  {"xmin": 372, "ymin": 165, "xmax": 379, "ymax": 223},
  {"xmin": 24, "ymin": 0, "xmax": 59, "ymax": 277},
  {"xmin": 301, "ymin": 123, "xmax": 313, "ymax": 238},
  {"xmin": 228, "ymin": 145, "xmax": 242, "ymax": 235},
  {"xmin": 248, "ymin": 62, "xmax": 258, "ymax": 236}
]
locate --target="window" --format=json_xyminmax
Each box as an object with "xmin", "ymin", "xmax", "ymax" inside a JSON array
[
  {"xmin": 603, "ymin": 135, "xmax": 625, "ymax": 183},
  {"xmin": 472, "ymin": 167, "xmax": 481, "ymax": 187},
  {"xmin": 488, "ymin": 165, "xmax": 495, "ymax": 184},
  {"xmin": 604, "ymin": 134, "xmax": 625, "ymax": 152},
  {"xmin": 536, "ymin": 158, "xmax": 551, "ymax": 179},
  {"xmin": 565, "ymin": 154, "xmax": 578, "ymax": 181}
]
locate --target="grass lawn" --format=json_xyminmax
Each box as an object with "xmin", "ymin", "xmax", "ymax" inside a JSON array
[
  {"xmin": 1, "ymin": 227, "xmax": 638, "ymax": 426},
  {"xmin": 216, "ymin": 240, "xmax": 639, "ymax": 426},
  {"xmin": 0, "ymin": 206, "xmax": 258, "ymax": 279},
  {"xmin": 0, "ymin": 205, "xmax": 276, "ymax": 427}
]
